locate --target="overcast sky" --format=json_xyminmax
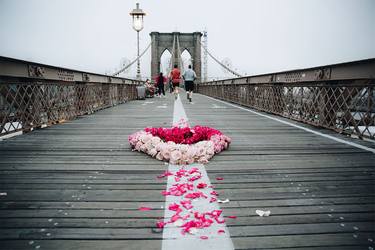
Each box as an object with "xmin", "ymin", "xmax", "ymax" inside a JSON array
[{"xmin": 0, "ymin": 0, "xmax": 374, "ymax": 79}]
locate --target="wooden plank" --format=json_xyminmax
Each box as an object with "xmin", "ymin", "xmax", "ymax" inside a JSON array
[{"xmin": 0, "ymin": 93, "xmax": 374, "ymax": 249}]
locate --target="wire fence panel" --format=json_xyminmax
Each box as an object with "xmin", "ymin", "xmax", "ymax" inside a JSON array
[
  {"xmin": 0, "ymin": 57, "xmax": 141, "ymax": 137},
  {"xmin": 197, "ymin": 59, "xmax": 375, "ymax": 140}
]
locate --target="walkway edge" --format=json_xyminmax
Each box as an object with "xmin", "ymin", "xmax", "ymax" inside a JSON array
[{"xmin": 202, "ymin": 95, "xmax": 375, "ymax": 154}]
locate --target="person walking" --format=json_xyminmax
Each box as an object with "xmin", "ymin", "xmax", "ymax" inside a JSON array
[
  {"xmin": 156, "ymin": 72, "xmax": 166, "ymax": 97},
  {"xmin": 170, "ymin": 64, "xmax": 181, "ymax": 100},
  {"xmin": 182, "ymin": 65, "xmax": 197, "ymax": 103}
]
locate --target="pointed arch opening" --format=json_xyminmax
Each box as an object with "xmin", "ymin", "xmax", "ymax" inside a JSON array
[
  {"xmin": 160, "ymin": 49, "xmax": 172, "ymax": 76},
  {"xmin": 181, "ymin": 49, "xmax": 192, "ymax": 72}
]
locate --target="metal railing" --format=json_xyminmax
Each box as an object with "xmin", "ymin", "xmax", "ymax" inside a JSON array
[
  {"xmin": 197, "ymin": 59, "xmax": 375, "ymax": 140},
  {"xmin": 0, "ymin": 56, "xmax": 143, "ymax": 137}
]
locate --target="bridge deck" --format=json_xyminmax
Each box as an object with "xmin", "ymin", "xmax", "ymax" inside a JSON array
[{"xmin": 0, "ymin": 93, "xmax": 374, "ymax": 250}]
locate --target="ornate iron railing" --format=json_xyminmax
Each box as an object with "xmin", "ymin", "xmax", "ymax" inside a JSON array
[
  {"xmin": 0, "ymin": 56, "xmax": 142, "ymax": 137},
  {"xmin": 197, "ymin": 59, "xmax": 375, "ymax": 140}
]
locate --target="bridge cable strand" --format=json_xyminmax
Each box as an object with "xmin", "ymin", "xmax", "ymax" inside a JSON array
[
  {"xmin": 112, "ymin": 42, "xmax": 152, "ymax": 76},
  {"xmin": 199, "ymin": 41, "xmax": 242, "ymax": 78},
  {"xmin": 168, "ymin": 34, "xmax": 176, "ymax": 74},
  {"xmin": 176, "ymin": 35, "xmax": 185, "ymax": 74}
]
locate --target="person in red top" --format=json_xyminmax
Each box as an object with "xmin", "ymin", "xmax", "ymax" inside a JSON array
[{"xmin": 170, "ymin": 64, "xmax": 181, "ymax": 100}]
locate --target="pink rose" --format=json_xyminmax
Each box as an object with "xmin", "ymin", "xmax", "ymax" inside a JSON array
[
  {"xmin": 186, "ymin": 147, "xmax": 197, "ymax": 158},
  {"xmin": 206, "ymin": 147, "xmax": 214, "ymax": 156},
  {"xmin": 142, "ymin": 134, "xmax": 153, "ymax": 143},
  {"xmin": 162, "ymin": 150, "xmax": 170, "ymax": 160},
  {"xmin": 197, "ymin": 146, "xmax": 206, "ymax": 156},
  {"xmin": 145, "ymin": 141, "xmax": 153, "ymax": 152},
  {"xmin": 180, "ymin": 153, "xmax": 189, "ymax": 164},
  {"xmin": 140, "ymin": 144, "xmax": 148, "ymax": 152},
  {"xmin": 156, "ymin": 152, "xmax": 164, "ymax": 161},
  {"xmin": 155, "ymin": 142, "xmax": 164, "ymax": 151},
  {"xmin": 179, "ymin": 144, "xmax": 188, "ymax": 153},
  {"xmin": 198, "ymin": 156, "xmax": 209, "ymax": 164},
  {"xmin": 214, "ymin": 145, "xmax": 222, "ymax": 153},
  {"xmin": 135, "ymin": 141, "xmax": 143, "ymax": 151},
  {"xmin": 149, "ymin": 148, "xmax": 157, "ymax": 157},
  {"xmin": 151, "ymin": 137, "xmax": 161, "ymax": 146},
  {"xmin": 187, "ymin": 157, "xmax": 194, "ymax": 164},
  {"xmin": 170, "ymin": 150, "xmax": 182, "ymax": 163}
]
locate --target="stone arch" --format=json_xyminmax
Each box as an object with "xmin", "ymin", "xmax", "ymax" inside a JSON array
[{"xmin": 150, "ymin": 32, "xmax": 202, "ymax": 82}]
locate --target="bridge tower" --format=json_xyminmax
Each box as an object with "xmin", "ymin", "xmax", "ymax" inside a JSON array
[{"xmin": 150, "ymin": 32, "xmax": 202, "ymax": 82}]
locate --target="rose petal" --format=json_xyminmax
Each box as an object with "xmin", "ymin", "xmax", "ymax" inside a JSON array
[
  {"xmin": 168, "ymin": 203, "xmax": 180, "ymax": 211},
  {"xmin": 210, "ymin": 190, "xmax": 219, "ymax": 196},
  {"xmin": 197, "ymin": 183, "xmax": 207, "ymax": 189},
  {"xmin": 209, "ymin": 197, "xmax": 217, "ymax": 203},
  {"xmin": 218, "ymin": 229, "xmax": 225, "ymax": 234},
  {"xmin": 156, "ymin": 220, "xmax": 166, "ymax": 228},
  {"xmin": 139, "ymin": 207, "xmax": 152, "ymax": 211},
  {"xmin": 200, "ymin": 236, "xmax": 208, "ymax": 240},
  {"xmin": 227, "ymin": 215, "xmax": 237, "ymax": 219},
  {"xmin": 216, "ymin": 177, "xmax": 224, "ymax": 180}
]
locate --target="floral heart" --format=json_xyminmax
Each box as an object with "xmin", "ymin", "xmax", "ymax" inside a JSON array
[{"xmin": 128, "ymin": 126, "xmax": 231, "ymax": 165}]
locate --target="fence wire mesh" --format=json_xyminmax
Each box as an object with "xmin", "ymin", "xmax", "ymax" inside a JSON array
[
  {"xmin": 197, "ymin": 80, "xmax": 375, "ymax": 140},
  {"xmin": 0, "ymin": 82, "xmax": 138, "ymax": 136}
]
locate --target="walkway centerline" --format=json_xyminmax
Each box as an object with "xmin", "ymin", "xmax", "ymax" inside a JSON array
[{"xmin": 162, "ymin": 94, "xmax": 235, "ymax": 250}]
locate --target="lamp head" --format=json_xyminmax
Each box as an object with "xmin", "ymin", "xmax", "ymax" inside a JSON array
[{"xmin": 130, "ymin": 3, "xmax": 146, "ymax": 32}]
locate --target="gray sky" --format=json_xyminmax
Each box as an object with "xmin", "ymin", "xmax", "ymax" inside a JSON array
[{"xmin": 0, "ymin": 0, "xmax": 374, "ymax": 79}]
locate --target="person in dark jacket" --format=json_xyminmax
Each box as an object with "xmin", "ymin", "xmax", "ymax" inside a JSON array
[{"xmin": 156, "ymin": 72, "xmax": 166, "ymax": 97}]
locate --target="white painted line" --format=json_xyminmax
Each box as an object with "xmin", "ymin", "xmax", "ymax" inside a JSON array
[
  {"xmin": 173, "ymin": 94, "xmax": 188, "ymax": 127},
  {"xmin": 202, "ymin": 95, "xmax": 375, "ymax": 154},
  {"xmin": 161, "ymin": 94, "xmax": 234, "ymax": 250},
  {"xmin": 162, "ymin": 164, "xmax": 234, "ymax": 250}
]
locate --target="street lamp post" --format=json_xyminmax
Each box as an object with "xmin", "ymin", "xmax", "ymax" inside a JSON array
[{"xmin": 130, "ymin": 3, "xmax": 146, "ymax": 80}]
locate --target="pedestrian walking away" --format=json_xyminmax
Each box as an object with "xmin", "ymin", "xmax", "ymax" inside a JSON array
[
  {"xmin": 170, "ymin": 64, "xmax": 181, "ymax": 100},
  {"xmin": 182, "ymin": 64, "xmax": 197, "ymax": 103},
  {"xmin": 156, "ymin": 72, "xmax": 166, "ymax": 97}
]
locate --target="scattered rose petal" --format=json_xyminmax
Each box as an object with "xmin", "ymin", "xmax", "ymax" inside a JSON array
[
  {"xmin": 200, "ymin": 236, "xmax": 208, "ymax": 240},
  {"xmin": 185, "ymin": 191, "xmax": 207, "ymax": 199},
  {"xmin": 216, "ymin": 177, "xmax": 224, "ymax": 180},
  {"xmin": 168, "ymin": 203, "xmax": 180, "ymax": 211},
  {"xmin": 161, "ymin": 191, "xmax": 171, "ymax": 196},
  {"xmin": 209, "ymin": 197, "xmax": 217, "ymax": 203},
  {"xmin": 188, "ymin": 174, "xmax": 202, "ymax": 182},
  {"xmin": 156, "ymin": 220, "xmax": 166, "ymax": 228},
  {"xmin": 210, "ymin": 190, "xmax": 219, "ymax": 196},
  {"xmin": 180, "ymin": 199, "xmax": 193, "ymax": 209},
  {"xmin": 227, "ymin": 215, "xmax": 237, "ymax": 219},
  {"xmin": 218, "ymin": 229, "xmax": 225, "ymax": 234},
  {"xmin": 157, "ymin": 170, "xmax": 173, "ymax": 178},
  {"xmin": 139, "ymin": 206, "xmax": 152, "ymax": 211},
  {"xmin": 171, "ymin": 214, "xmax": 181, "ymax": 222},
  {"xmin": 255, "ymin": 209, "xmax": 271, "ymax": 217},
  {"xmin": 197, "ymin": 183, "xmax": 207, "ymax": 189}
]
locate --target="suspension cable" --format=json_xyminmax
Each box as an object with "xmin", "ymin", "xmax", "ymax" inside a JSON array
[
  {"xmin": 176, "ymin": 35, "xmax": 185, "ymax": 74},
  {"xmin": 199, "ymin": 41, "xmax": 242, "ymax": 77},
  {"xmin": 168, "ymin": 35, "xmax": 176, "ymax": 74},
  {"xmin": 112, "ymin": 42, "xmax": 151, "ymax": 76}
]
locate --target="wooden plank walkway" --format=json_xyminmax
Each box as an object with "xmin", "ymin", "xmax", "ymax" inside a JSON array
[{"xmin": 0, "ymin": 92, "xmax": 374, "ymax": 250}]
